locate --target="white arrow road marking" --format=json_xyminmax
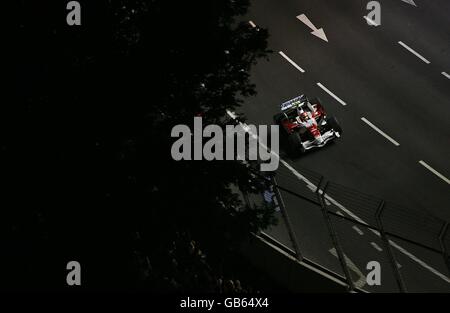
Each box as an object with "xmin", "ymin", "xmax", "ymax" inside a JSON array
[
  {"xmin": 398, "ymin": 41, "xmax": 431, "ymax": 64},
  {"xmin": 296, "ymin": 14, "xmax": 328, "ymax": 42},
  {"xmin": 329, "ymin": 248, "xmax": 367, "ymax": 289},
  {"xmin": 279, "ymin": 51, "xmax": 306, "ymax": 73},
  {"xmin": 225, "ymin": 110, "xmax": 450, "ymax": 284},
  {"xmin": 401, "ymin": 0, "xmax": 417, "ymax": 7},
  {"xmin": 363, "ymin": 16, "xmax": 380, "ymax": 27},
  {"xmin": 316, "ymin": 82, "xmax": 347, "ymax": 106},
  {"xmin": 442, "ymin": 72, "xmax": 450, "ymax": 79},
  {"xmin": 361, "ymin": 117, "xmax": 400, "ymax": 146},
  {"xmin": 419, "ymin": 161, "xmax": 450, "ymax": 185}
]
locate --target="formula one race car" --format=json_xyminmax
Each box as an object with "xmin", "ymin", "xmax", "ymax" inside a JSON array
[{"xmin": 274, "ymin": 94, "xmax": 342, "ymax": 156}]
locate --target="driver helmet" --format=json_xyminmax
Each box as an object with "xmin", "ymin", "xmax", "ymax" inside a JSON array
[{"xmin": 300, "ymin": 111, "xmax": 309, "ymax": 121}]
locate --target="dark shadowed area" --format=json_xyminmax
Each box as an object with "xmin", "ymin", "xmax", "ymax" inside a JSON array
[{"xmin": 5, "ymin": 0, "xmax": 285, "ymax": 292}]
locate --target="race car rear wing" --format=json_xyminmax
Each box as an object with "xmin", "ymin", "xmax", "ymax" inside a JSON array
[{"xmin": 280, "ymin": 95, "xmax": 307, "ymax": 111}]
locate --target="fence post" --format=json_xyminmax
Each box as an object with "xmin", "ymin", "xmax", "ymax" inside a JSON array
[
  {"xmin": 317, "ymin": 182, "xmax": 355, "ymax": 292},
  {"xmin": 375, "ymin": 201, "xmax": 407, "ymax": 292},
  {"xmin": 271, "ymin": 175, "xmax": 304, "ymax": 262},
  {"xmin": 438, "ymin": 222, "xmax": 450, "ymax": 275}
]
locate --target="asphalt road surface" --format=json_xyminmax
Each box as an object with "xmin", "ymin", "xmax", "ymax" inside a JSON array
[{"xmin": 238, "ymin": 0, "xmax": 450, "ymax": 292}]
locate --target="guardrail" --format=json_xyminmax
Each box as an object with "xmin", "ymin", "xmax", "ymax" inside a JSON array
[{"xmin": 246, "ymin": 166, "xmax": 450, "ymax": 292}]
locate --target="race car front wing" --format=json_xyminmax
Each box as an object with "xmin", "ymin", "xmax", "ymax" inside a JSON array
[{"xmin": 301, "ymin": 130, "xmax": 340, "ymax": 150}]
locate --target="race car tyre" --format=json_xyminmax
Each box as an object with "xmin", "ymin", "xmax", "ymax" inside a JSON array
[
  {"xmin": 327, "ymin": 116, "xmax": 342, "ymax": 134},
  {"xmin": 288, "ymin": 131, "xmax": 306, "ymax": 157},
  {"xmin": 273, "ymin": 113, "xmax": 285, "ymax": 125}
]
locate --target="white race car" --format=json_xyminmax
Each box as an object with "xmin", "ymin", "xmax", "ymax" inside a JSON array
[{"xmin": 274, "ymin": 95, "xmax": 342, "ymax": 156}]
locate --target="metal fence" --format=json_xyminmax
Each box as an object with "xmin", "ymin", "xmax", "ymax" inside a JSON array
[{"xmin": 249, "ymin": 166, "xmax": 450, "ymax": 292}]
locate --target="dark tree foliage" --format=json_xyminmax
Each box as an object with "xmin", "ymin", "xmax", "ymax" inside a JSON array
[{"xmin": 5, "ymin": 0, "xmax": 275, "ymax": 291}]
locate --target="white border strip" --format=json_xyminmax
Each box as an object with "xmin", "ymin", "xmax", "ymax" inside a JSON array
[
  {"xmin": 316, "ymin": 82, "xmax": 347, "ymax": 106},
  {"xmin": 361, "ymin": 117, "xmax": 400, "ymax": 146},
  {"xmin": 279, "ymin": 51, "xmax": 306, "ymax": 73},
  {"xmin": 419, "ymin": 160, "xmax": 450, "ymax": 184},
  {"xmin": 398, "ymin": 41, "xmax": 431, "ymax": 64}
]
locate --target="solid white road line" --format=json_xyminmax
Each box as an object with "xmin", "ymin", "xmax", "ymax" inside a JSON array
[
  {"xmin": 363, "ymin": 16, "xmax": 379, "ymax": 27},
  {"xmin": 261, "ymin": 231, "xmax": 296, "ymax": 255},
  {"xmin": 225, "ymin": 110, "xmax": 450, "ymax": 284},
  {"xmin": 419, "ymin": 161, "xmax": 450, "ymax": 185},
  {"xmin": 278, "ymin": 51, "xmax": 305, "ymax": 73},
  {"xmin": 249, "ymin": 20, "xmax": 257, "ymax": 28},
  {"xmin": 352, "ymin": 226, "xmax": 364, "ymax": 236},
  {"xmin": 227, "ymin": 111, "xmax": 237, "ymax": 119},
  {"xmin": 442, "ymin": 72, "xmax": 450, "ymax": 79},
  {"xmin": 361, "ymin": 117, "xmax": 400, "ymax": 146},
  {"xmin": 371, "ymin": 242, "xmax": 383, "ymax": 252},
  {"xmin": 398, "ymin": 41, "xmax": 431, "ymax": 64},
  {"xmin": 316, "ymin": 82, "xmax": 347, "ymax": 106}
]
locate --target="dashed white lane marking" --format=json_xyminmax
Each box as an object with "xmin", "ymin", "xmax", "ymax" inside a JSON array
[
  {"xmin": 249, "ymin": 20, "xmax": 257, "ymax": 28},
  {"xmin": 398, "ymin": 41, "xmax": 431, "ymax": 64},
  {"xmin": 336, "ymin": 211, "xmax": 345, "ymax": 217},
  {"xmin": 316, "ymin": 82, "xmax": 347, "ymax": 106},
  {"xmin": 279, "ymin": 51, "xmax": 306, "ymax": 73},
  {"xmin": 329, "ymin": 248, "xmax": 366, "ymax": 289},
  {"xmin": 442, "ymin": 72, "xmax": 450, "ymax": 79},
  {"xmin": 361, "ymin": 117, "xmax": 400, "ymax": 146},
  {"xmin": 363, "ymin": 16, "xmax": 379, "ymax": 27},
  {"xmin": 225, "ymin": 110, "xmax": 450, "ymax": 284},
  {"xmin": 419, "ymin": 160, "xmax": 450, "ymax": 185},
  {"xmin": 352, "ymin": 226, "xmax": 364, "ymax": 236},
  {"xmin": 371, "ymin": 242, "xmax": 383, "ymax": 252}
]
